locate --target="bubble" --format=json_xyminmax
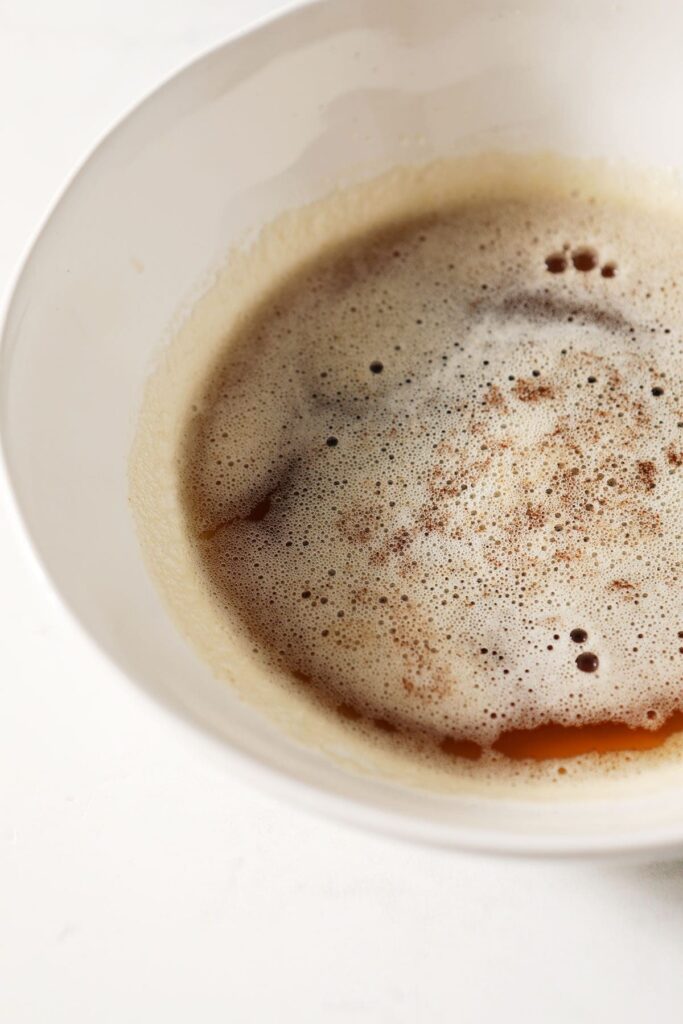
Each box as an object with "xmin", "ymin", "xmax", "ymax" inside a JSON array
[
  {"xmin": 545, "ymin": 253, "xmax": 567, "ymax": 274},
  {"xmin": 576, "ymin": 652, "xmax": 600, "ymax": 673},
  {"xmin": 572, "ymin": 247, "xmax": 598, "ymax": 272}
]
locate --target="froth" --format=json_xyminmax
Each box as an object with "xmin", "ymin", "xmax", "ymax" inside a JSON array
[{"xmin": 131, "ymin": 154, "xmax": 683, "ymax": 794}]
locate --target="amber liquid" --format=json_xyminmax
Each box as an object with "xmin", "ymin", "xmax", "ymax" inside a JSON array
[
  {"xmin": 439, "ymin": 712, "xmax": 683, "ymax": 762},
  {"xmin": 492, "ymin": 712, "xmax": 683, "ymax": 761}
]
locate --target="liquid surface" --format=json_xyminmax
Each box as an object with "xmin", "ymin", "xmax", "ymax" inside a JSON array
[{"xmin": 177, "ymin": 185, "xmax": 683, "ymax": 774}]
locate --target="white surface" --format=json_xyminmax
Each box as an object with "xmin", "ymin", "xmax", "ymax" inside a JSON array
[{"xmin": 2, "ymin": 1, "xmax": 683, "ymax": 1021}]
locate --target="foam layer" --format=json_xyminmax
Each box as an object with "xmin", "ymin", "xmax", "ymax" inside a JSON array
[{"xmin": 132, "ymin": 154, "xmax": 683, "ymax": 793}]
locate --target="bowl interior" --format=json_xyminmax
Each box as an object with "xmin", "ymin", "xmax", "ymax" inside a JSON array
[{"xmin": 5, "ymin": 0, "xmax": 683, "ymax": 854}]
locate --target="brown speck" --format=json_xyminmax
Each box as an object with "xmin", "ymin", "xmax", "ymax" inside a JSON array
[
  {"xmin": 525, "ymin": 503, "xmax": 546, "ymax": 528},
  {"xmin": 387, "ymin": 527, "xmax": 413, "ymax": 556},
  {"xmin": 572, "ymin": 247, "xmax": 598, "ymax": 272},
  {"xmin": 545, "ymin": 253, "xmax": 567, "ymax": 274},
  {"xmin": 512, "ymin": 378, "xmax": 555, "ymax": 403},
  {"xmin": 553, "ymin": 547, "xmax": 583, "ymax": 563},
  {"xmin": 337, "ymin": 505, "xmax": 380, "ymax": 545},
  {"xmin": 637, "ymin": 459, "xmax": 657, "ymax": 491},
  {"xmin": 483, "ymin": 383, "xmax": 506, "ymax": 410},
  {"xmin": 667, "ymin": 444, "xmax": 683, "ymax": 467},
  {"xmin": 634, "ymin": 507, "xmax": 662, "ymax": 537},
  {"xmin": 417, "ymin": 504, "xmax": 449, "ymax": 536}
]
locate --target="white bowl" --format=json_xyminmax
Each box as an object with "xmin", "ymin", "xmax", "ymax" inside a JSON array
[{"xmin": 4, "ymin": 0, "xmax": 683, "ymax": 858}]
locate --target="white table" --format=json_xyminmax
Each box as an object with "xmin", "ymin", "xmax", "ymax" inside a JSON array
[{"xmin": 1, "ymin": 3, "xmax": 682, "ymax": 1021}]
